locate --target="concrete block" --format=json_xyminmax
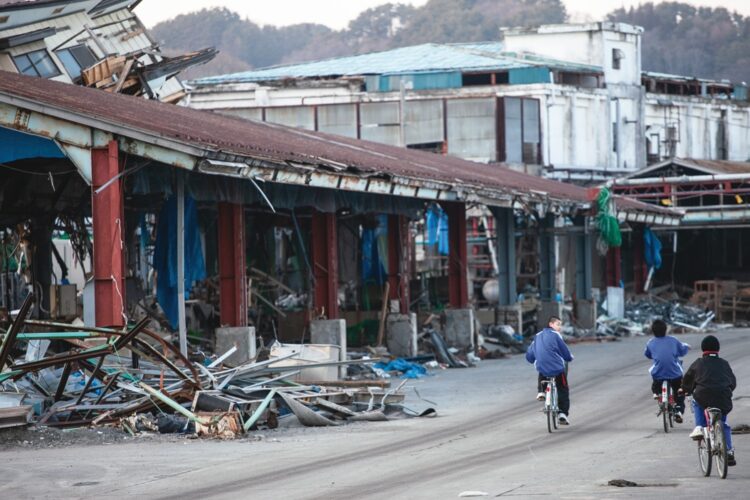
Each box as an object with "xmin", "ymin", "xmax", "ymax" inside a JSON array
[
  {"xmin": 386, "ymin": 313, "xmax": 417, "ymax": 357},
  {"xmin": 310, "ymin": 319, "xmax": 347, "ymax": 378},
  {"xmin": 538, "ymin": 301, "xmax": 563, "ymax": 330},
  {"xmin": 215, "ymin": 327, "xmax": 256, "ymax": 366},
  {"xmin": 576, "ymin": 299, "xmax": 596, "ymax": 329},
  {"xmin": 444, "ymin": 309, "xmax": 474, "ymax": 349}
]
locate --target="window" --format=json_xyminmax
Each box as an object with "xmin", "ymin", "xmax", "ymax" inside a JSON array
[
  {"xmin": 498, "ymin": 97, "xmax": 541, "ymax": 164},
  {"xmin": 612, "ymin": 48, "xmax": 624, "ymax": 70},
  {"xmin": 56, "ymin": 44, "xmax": 98, "ymax": 80},
  {"xmin": 12, "ymin": 49, "xmax": 60, "ymax": 78}
]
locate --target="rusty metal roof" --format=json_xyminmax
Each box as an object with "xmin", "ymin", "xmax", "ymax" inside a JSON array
[
  {"xmin": 625, "ymin": 158, "xmax": 750, "ymax": 178},
  {"xmin": 0, "ymin": 70, "xmax": 677, "ymax": 222}
]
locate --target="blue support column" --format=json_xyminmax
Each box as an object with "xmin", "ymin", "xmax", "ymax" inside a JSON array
[
  {"xmin": 489, "ymin": 206, "xmax": 516, "ymax": 306},
  {"xmin": 575, "ymin": 216, "xmax": 593, "ymax": 301},
  {"xmin": 539, "ymin": 213, "xmax": 556, "ymax": 302}
]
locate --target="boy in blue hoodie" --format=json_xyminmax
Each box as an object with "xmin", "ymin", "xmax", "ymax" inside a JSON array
[
  {"xmin": 526, "ymin": 316, "xmax": 574, "ymax": 425},
  {"xmin": 644, "ymin": 319, "xmax": 690, "ymax": 423}
]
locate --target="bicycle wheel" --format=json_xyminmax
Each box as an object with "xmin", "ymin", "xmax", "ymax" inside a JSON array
[
  {"xmin": 552, "ymin": 387, "xmax": 558, "ymax": 430},
  {"xmin": 699, "ymin": 433, "xmax": 712, "ymax": 477},
  {"xmin": 667, "ymin": 387, "xmax": 674, "ymax": 428},
  {"xmin": 714, "ymin": 420, "xmax": 728, "ymax": 479},
  {"xmin": 546, "ymin": 406, "xmax": 553, "ymax": 433},
  {"xmin": 662, "ymin": 403, "xmax": 669, "ymax": 433}
]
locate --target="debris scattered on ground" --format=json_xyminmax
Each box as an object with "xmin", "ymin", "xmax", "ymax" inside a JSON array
[{"xmin": 608, "ymin": 479, "xmax": 639, "ymax": 488}]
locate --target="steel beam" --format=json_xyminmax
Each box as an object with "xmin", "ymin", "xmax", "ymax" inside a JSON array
[
  {"xmin": 606, "ymin": 246, "xmax": 622, "ymax": 287},
  {"xmin": 91, "ymin": 140, "xmax": 125, "ymax": 328},
  {"xmin": 311, "ymin": 212, "xmax": 339, "ymax": 319},
  {"xmin": 539, "ymin": 214, "xmax": 556, "ymax": 302},
  {"xmin": 218, "ymin": 202, "xmax": 248, "ymax": 326},
  {"xmin": 444, "ymin": 202, "xmax": 469, "ymax": 309},
  {"xmin": 632, "ymin": 225, "xmax": 647, "ymax": 293},
  {"xmin": 574, "ymin": 216, "xmax": 593, "ymax": 301}
]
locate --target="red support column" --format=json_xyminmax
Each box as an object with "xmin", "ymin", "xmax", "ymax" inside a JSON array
[
  {"xmin": 91, "ymin": 140, "xmax": 125, "ymax": 328},
  {"xmin": 311, "ymin": 212, "xmax": 339, "ymax": 319},
  {"xmin": 218, "ymin": 203, "xmax": 247, "ymax": 326},
  {"xmin": 632, "ymin": 226, "xmax": 647, "ymax": 293},
  {"xmin": 444, "ymin": 202, "xmax": 469, "ymax": 308},
  {"xmin": 387, "ymin": 215, "xmax": 410, "ymax": 314},
  {"xmin": 606, "ymin": 246, "xmax": 622, "ymax": 287}
]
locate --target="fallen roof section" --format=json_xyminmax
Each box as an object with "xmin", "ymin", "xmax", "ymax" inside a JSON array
[{"xmin": 0, "ymin": 70, "xmax": 679, "ymax": 225}]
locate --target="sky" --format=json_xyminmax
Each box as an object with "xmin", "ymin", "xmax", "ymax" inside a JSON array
[{"xmin": 135, "ymin": 1, "xmax": 750, "ymax": 28}]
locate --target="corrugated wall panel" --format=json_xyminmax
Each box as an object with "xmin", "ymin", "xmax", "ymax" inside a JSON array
[
  {"xmin": 360, "ymin": 101, "xmax": 400, "ymax": 145},
  {"xmin": 446, "ymin": 98, "xmax": 496, "ymax": 162},
  {"xmin": 265, "ymin": 106, "xmax": 315, "ymax": 130},
  {"xmin": 405, "ymin": 99, "xmax": 443, "ymax": 145},
  {"xmin": 317, "ymin": 103, "xmax": 357, "ymax": 138}
]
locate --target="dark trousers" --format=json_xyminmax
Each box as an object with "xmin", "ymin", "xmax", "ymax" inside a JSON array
[
  {"xmin": 651, "ymin": 377, "xmax": 685, "ymax": 413},
  {"xmin": 538, "ymin": 372, "xmax": 570, "ymax": 415}
]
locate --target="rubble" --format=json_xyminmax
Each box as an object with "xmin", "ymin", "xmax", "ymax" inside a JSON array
[{"xmin": 0, "ymin": 294, "xmax": 435, "ymax": 442}]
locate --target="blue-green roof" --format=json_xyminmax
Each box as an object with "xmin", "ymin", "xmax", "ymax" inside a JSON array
[{"xmin": 192, "ymin": 42, "xmax": 602, "ymax": 86}]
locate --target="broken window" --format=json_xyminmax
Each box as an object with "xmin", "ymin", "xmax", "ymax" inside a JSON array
[
  {"xmin": 57, "ymin": 45, "xmax": 98, "ymax": 80},
  {"xmin": 612, "ymin": 48, "xmax": 624, "ymax": 70},
  {"xmin": 499, "ymin": 97, "xmax": 541, "ymax": 164},
  {"xmin": 12, "ymin": 49, "xmax": 60, "ymax": 78}
]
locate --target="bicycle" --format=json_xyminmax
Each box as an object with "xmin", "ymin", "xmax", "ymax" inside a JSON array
[
  {"xmin": 655, "ymin": 380, "xmax": 677, "ymax": 433},
  {"xmin": 697, "ymin": 405, "xmax": 729, "ymax": 479},
  {"xmin": 541, "ymin": 377, "xmax": 559, "ymax": 433}
]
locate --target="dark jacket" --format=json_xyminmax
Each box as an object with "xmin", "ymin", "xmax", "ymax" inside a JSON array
[{"xmin": 682, "ymin": 354, "xmax": 736, "ymax": 414}]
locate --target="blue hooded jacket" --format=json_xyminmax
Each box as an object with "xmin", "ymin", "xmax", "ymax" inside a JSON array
[
  {"xmin": 526, "ymin": 328, "xmax": 574, "ymax": 377},
  {"xmin": 644, "ymin": 335, "xmax": 690, "ymax": 380}
]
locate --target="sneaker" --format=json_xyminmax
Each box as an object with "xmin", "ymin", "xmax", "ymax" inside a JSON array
[
  {"xmin": 728, "ymin": 450, "xmax": 737, "ymax": 466},
  {"xmin": 558, "ymin": 413, "xmax": 570, "ymax": 425},
  {"xmin": 674, "ymin": 412, "xmax": 683, "ymax": 424},
  {"xmin": 536, "ymin": 392, "xmax": 545, "ymax": 401},
  {"xmin": 689, "ymin": 426, "xmax": 703, "ymax": 440},
  {"xmin": 653, "ymin": 393, "xmax": 660, "ymax": 400}
]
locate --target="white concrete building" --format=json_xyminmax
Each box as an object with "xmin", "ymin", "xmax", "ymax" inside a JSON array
[{"xmin": 186, "ymin": 22, "xmax": 750, "ymax": 181}]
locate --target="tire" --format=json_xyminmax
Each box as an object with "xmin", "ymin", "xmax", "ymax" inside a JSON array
[
  {"xmin": 552, "ymin": 388, "xmax": 558, "ymax": 430},
  {"xmin": 714, "ymin": 420, "xmax": 728, "ymax": 479},
  {"xmin": 699, "ymin": 433, "xmax": 712, "ymax": 477},
  {"xmin": 667, "ymin": 386, "xmax": 674, "ymax": 428},
  {"xmin": 662, "ymin": 403, "xmax": 669, "ymax": 433},
  {"xmin": 547, "ymin": 406, "xmax": 553, "ymax": 433}
]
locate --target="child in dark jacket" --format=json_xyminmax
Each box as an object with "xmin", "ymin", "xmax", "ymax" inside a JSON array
[
  {"xmin": 682, "ymin": 335, "xmax": 737, "ymax": 466},
  {"xmin": 644, "ymin": 319, "xmax": 690, "ymax": 422},
  {"xmin": 526, "ymin": 316, "xmax": 574, "ymax": 425}
]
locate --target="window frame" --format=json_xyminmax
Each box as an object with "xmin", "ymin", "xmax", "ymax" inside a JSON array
[
  {"xmin": 12, "ymin": 48, "xmax": 61, "ymax": 78},
  {"xmin": 497, "ymin": 96, "xmax": 542, "ymax": 165},
  {"xmin": 56, "ymin": 44, "xmax": 99, "ymax": 80}
]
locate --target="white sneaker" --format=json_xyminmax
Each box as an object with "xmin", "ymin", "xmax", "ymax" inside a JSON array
[
  {"xmin": 674, "ymin": 412, "xmax": 683, "ymax": 424},
  {"xmin": 558, "ymin": 413, "xmax": 570, "ymax": 425},
  {"xmin": 536, "ymin": 392, "xmax": 545, "ymax": 401},
  {"xmin": 689, "ymin": 426, "xmax": 703, "ymax": 440},
  {"xmin": 652, "ymin": 393, "xmax": 660, "ymax": 400}
]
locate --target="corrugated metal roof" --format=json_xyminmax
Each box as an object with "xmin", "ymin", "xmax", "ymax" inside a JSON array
[
  {"xmin": 626, "ymin": 158, "xmax": 750, "ymax": 178},
  {"xmin": 0, "ymin": 70, "xmax": 673, "ymax": 221},
  {"xmin": 192, "ymin": 43, "xmax": 602, "ymax": 86}
]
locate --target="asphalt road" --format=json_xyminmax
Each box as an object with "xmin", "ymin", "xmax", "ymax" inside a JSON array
[{"xmin": 2, "ymin": 329, "xmax": 749, "ymax": 499}]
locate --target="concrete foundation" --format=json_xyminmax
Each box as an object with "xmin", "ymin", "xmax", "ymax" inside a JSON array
[
  {"xmin": 310, "ymin": 319, "xmax": 347, "ymax": 379},
  {"xmin": 575, "ymin": 299, "xmax": 596, "ymax": 329},
  {"xmin": 386, "ymin": 313, "xmax": 417, "ymax": 357},
  {"xmin": 538, "ymin": 301, "xmax": 563, "ymax": 330},
  {"xmin": 443, "ymin": 308, "xmax": 475, "ymax": 349},
  {"xmin": 215, "ymin": 327, "xmax": 257, "ymax": 366},
  {"xmin": 496, "ymin": 305, "xmax": 523, "ymax": 334}
]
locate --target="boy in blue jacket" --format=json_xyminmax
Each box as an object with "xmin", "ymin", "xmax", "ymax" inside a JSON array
[
  {"xmin": 644, "ymin": 319, "xmax": 690, "ymax": 422},
  {"xmin": 526, "ymin": 316, "xmax": 574, "ymax": 425}
]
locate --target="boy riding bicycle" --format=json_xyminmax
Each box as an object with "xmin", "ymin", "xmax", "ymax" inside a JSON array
[
  {"xmin": 526, "ymin": 316, "xmax": 573, "ymax": 425},
  {"xmin": 644, "ymin": 319, "xmax": 690, "ymax": 423},
  {"xmin": 681, "ymin": 335, "xmax": 737, "ymax": 466}
]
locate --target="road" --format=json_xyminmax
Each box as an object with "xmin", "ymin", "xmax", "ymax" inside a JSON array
[{"xmin": 2, "ymin": 329, "xmax": 749, "ymax": 499}]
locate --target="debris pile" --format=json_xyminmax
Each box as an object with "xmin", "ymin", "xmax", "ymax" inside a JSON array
[{"xmin": 0, "ymin": 295, "xmax": 434, "ymax": 439}]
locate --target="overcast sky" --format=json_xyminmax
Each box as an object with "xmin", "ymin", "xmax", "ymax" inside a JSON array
[{"xmin": 135, "ymin": 1, "xmax": 750, "ymax": 28}]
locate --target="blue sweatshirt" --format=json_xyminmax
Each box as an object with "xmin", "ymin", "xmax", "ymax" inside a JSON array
[
  {"xmin": 644, "ymin": 335, "xmax": 690, "ymax": 380},
  {"xmin": 525, "ymin": 328, "xmax": 574, "ymax": 377}
]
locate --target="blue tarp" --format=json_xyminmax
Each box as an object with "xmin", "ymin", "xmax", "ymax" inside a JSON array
[
  {"xmin": 426, "ymin": 205, "xmax": 449, "ymax": 255},
  {"xmin": 0, "ymin": 127, "xmax": 65, "ymax": 163},
  {"xmin": 374, "ymin": 358, "xmax": 428, "ymax": 379},
  {"xmin": 153, "ymin": 194, "xmax": 206, "ymax": 329},
  {"xmin": 644, "ymin": 227, "xmax": 662, "ymax": 270},
  {"xmin": 362, "ymin": 215, "xmax": 388, "ymax": 284}
]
